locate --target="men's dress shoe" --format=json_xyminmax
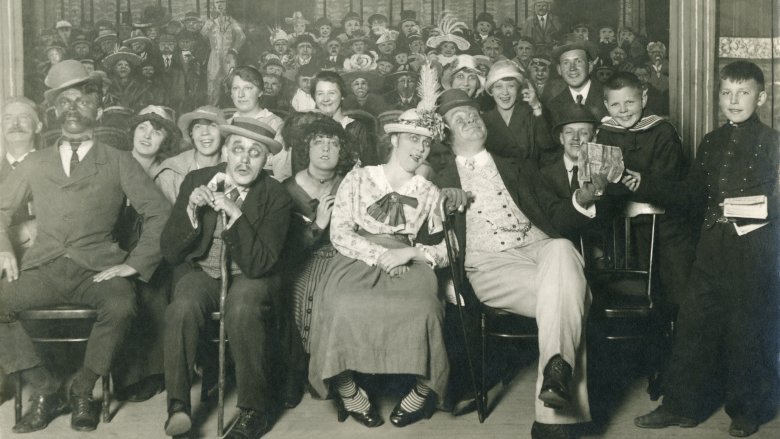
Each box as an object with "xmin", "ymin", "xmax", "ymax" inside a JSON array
[
  {"xmin": 335, "ymin": 396, "xmax": 384, "ymax": 427},
  {"xmin": 70, "ymin": 392, "xmax": 99, "ymax": 431},
  {"xmin": 539, "ymin": 355, "xmax": 572, "ymax": 409},
  {"xmin": 634, "ymin": 405, "xmax": 698, "ymax": 429},
  {"xmin": 225, "ymin": 408, "xmax": 272, "ymax": 439},
  {"xmin": 164, "ymin": 400, "xmax": 192, "ymax": 437},
  {"xmin": 12, "ymin": 392, "xmax": 69, "ymax": 433},
  {"xmin": 122, "ymin": 375, "xmax": 164, "ymax": 403},
  {"xmin": 729, "ymin": 416, "xmax": 759, "ymax": 437},
  {"xmin": 451, "ymin": 395, "xmax": 477, "ymax": 416},
  {"xmin": 531, "ymin": 422, "xmax": 578, "ymax": 439},
  {"xmin": 389, "ymin": 390, "xmax": 436, "ymax": 427}
]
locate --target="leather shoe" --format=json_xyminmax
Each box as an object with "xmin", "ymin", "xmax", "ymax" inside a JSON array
[
  {"xmin": 70, "ymin": 391, "xmax": 99, "ymax": 431},
  {"xmin": 164, "ymin": 400, "xmax": 192, "ymax": 437},
  {"xmin": 531, "ymin": 421, "xmax": 578, "ymax": 439},
  {"xmin": 634, "ymin": 405, "xmax": 698, "ymax": 429},
  {"xmin": 389, "ymin": 390, "xmax": 436, "ymax": 427},
  {"xmin": 451, "ymin": 395, "xmax": 477, "ymax": 416},
  {"xmin": 729, "ymin": 416, "xmax": 759, "ymax": 437},
  {"xmin": 120, "ymin": 375, "xmax": 164, "ymax": 403},
  {"xmin": 539, "ymin": 355, "xmax": 572, "ymax": 410},
  {"xmin": 225, "ymin": 408, "xmax": 272, "ymax": 439},
  {"xmin": 335, "ymin": 394, "xmax": 384, "ymax": 427},
  {"xmin": 12, "ymin": 392, "xmax": 69, "ymax": 433}
]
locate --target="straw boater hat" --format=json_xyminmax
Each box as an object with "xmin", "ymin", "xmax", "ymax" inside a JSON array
[
  {"xmin": 124, "ymin": 30, "xmax": 153, "ymax": 48},
  {"xmin": 219, "ymin": 118, "xmax": 283, "ymax": 154},
  {"xmin": 178, "ymin": 105, "xmax": 226, "ymax": 143},
  {"xmin": 485, "ymin": 59, "xmax": 526, "ymax": 92},
  {"xmin": 129, "ymin": 105, "xmax": 179, "ymax": 138},
  {"xmin": 551, "ymin": 33, "xmax": 599, "ymax": 62},
  {"xmin": 426, "ymin": 13, "xmax": 470, "ymax": 51},
  {"xmin": 102, "ymin": 46, "xmax": 141, "ymax": 71},
  {"xmin": 384, "ymin": 61, "xmax": 446, "ymax": 141},
  {"xmin": 43, "ymin": 59, "xmax": 100, "ymax": 104}
]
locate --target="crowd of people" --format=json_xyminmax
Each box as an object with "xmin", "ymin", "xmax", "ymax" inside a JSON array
[{"xmin": 0, "ymin": 1, "xmax": 777, "ymax": 439}]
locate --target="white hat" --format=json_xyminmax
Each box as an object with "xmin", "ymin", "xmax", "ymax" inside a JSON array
[
  {"xmin": 56, "ymin": 20, "xmax": 72, "ymax": 29},
  {"xmin": 426, "ymin": 14, "xmax": 470, "ymax": 51},
  {"xmin": 376, "ymin": 30, "xmax": 399, "ymax": 45},
  {"xmin": 485, "ymin": 60, "xmax": 526, "ymax": 92}
]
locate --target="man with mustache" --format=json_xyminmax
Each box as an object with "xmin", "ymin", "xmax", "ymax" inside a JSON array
[
  {"xmin": 159, "ymin": 117, "xmax": 292, "ymax": 438},
  {"xmin": 0, "ymin": 60, "xmax": 171, "ymax": 433},
  {"xmin": 434, "ymin": 89, "xmax": 602, "ymax": 439}
]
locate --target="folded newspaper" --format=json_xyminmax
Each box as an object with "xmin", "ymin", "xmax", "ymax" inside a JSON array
[
  {"xmin": 723, "ymin": 195, "xmax": 768, "ymax": 219},
  {"xmin": 577, "ymin": 142, "xmax": 625, "ymax": 186}
]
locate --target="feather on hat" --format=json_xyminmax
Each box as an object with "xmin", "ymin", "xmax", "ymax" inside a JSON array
[{"xmin": 426, "ymin": 13, "xmax": 470, "ymax": 51}]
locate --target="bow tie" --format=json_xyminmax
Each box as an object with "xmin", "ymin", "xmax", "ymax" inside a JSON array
[{"xmin": 366, "ymin": 192, "xmax": 418, "ymax": 227}]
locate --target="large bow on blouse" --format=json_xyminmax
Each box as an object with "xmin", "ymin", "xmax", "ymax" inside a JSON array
[{"xmin": 366, "ymin": 192, "xmax": 419, "ymax": 227}]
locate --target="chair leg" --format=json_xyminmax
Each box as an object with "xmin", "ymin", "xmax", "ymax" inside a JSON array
[
  {"xmin": 15, "ymin": 372, "xmax": 22, "ymax": 423},
  {"xmin": 217, "ymin": 341, "xmax": 225, "ymax": 437},
  {"xmin": 478, "ymin": 313, "xmax": 487, "ymax": 423},
  {"xmin": 102, "ymin": 375, "xmax": 110, "ymax": 423}
]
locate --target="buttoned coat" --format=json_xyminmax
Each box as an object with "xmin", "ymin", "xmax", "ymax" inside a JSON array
[
  {"xmin": 0, "ymin": 142, "xmax": 170, "ymax": 281},
  {"xmin": 160, "ymin": 163, "xmax": 292, "ymax": 279}
]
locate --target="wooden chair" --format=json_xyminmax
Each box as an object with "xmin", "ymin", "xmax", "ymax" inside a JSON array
[
  {"xmin": 440, "ymin": 199, "xmax": 538, "ymax": 423},
  {"xmin": 586, "ymin": 201, "xmax": 672, "ymax": 400},
  {"xmin": 13, "ymin": 305, "xmax": 111, "ymax": 424}
]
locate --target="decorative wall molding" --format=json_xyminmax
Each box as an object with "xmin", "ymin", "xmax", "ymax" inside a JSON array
[{"xmin": 718, "ymin": 36, "xmax": 780, "ymax": 59}]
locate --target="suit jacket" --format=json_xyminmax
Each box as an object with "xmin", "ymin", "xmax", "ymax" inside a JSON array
[
  {"xmin": 482, "ymin": 102, "xmax": 558, "ymax": 167},
  {"xmin": 433, "ymin": 152, "xmax": 590, "ymax": 287},
  {"xmin": 545, "ymin": 80, "xmax": 608, "ymax": 127},
  {"xmin": 521, "ymin": 14, "xmax": 563, "ymax": 46},
  {"xmin": 160, "ymin": 164, "xmax": 292, "ymax": 279},
  {"xmin": 383, "ymin": 91, "xmax": 419, "ymax": 111},
  {"xmin": 0, "ymin": 141, "xmax": 170, "ymax": 281}
]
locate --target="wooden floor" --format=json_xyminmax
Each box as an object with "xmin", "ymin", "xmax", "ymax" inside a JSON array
[{"xmin": 2, "ymin": 356, "xmax": 779, "ymax": 439}]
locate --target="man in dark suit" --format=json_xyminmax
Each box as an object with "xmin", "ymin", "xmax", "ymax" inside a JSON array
[
  {"xmin": 521, "ymin": 0, "xmax": 563, "ymax": 55},
  {"xmin": 0, "ymin": 60, "xmax": 171, "ymax": 433},
  {"xmin": 383, "ymin": 70, "xmax": 419, "ymax": 111},
  {"xmin": 160, "ymin": 117, "xmax": 292, "ymax": 439},
  {"xmin": 539, "ymin": 103, "xmax": 601, "ymax": 244},
  {"xmin": 434, "ymin": 89, "xmax": 602, "ymax": 439},
  {"xmin": 545, "ymin": 35, "xmax": 608, "ymax": 127}
]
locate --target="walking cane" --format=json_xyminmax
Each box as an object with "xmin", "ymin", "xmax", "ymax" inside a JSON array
[{"xmin": 217, "ymin": 209, "xmax": 229, "ymax": 436}]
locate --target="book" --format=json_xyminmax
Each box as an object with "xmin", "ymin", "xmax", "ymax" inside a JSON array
[{"xmin": 723, "ymin": 195, "xmax": 768, "ymax": 219}]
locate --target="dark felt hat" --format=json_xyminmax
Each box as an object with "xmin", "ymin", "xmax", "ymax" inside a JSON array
[
  {"xmin": 551, "ymin": 33, "xmax": 599, "ymax": 62},
  {"xmin": 437, "ymin": 88, "xmax": 479, "ymax": 116},
  {"xmin": 552, "ymin": 103, "xmax": 598, "ymax": 133}
]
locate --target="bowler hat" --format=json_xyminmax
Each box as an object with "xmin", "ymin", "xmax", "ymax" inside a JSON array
[
  {"xmin": 436, "ymin": 88, "xmax": 479, "ymax": 116},
  {"xmin": 178, "ymin": 105, "xmax": 226, "ymax": 144},
  {"xmin": 551, "ymin": 33, "xmax": 599, "ymax": 62},
  {"xmin": 552, "ymin": 103, "xmax": 598, "ymax": 134},
  {"xmin": 44, "ymin": 60, "xmax": 99, "ymax": 104},
  {"xmin": 219, "ymin": 118, "xmax": 283, "ymax": 154}
]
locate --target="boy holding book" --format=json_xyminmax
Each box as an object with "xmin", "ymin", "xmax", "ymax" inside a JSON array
[{"xmin": 633, "ymin": 60, "xmax": 778, "ymax": 437}]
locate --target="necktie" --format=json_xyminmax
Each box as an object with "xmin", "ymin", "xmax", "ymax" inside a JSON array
[
  {"xmin": 570, "ymin": 165, "xmax": 580, "ymax": 194},
  {"xmin": 165, "ymin": 57, "xmax": 171, "ymax": 68},
  {"xmin": 576, "ymin": 94, "xmax": 584, "ymax": 105},
  {"xmin": 540, "ymin": 16, "xmax": 545, "ymax": 29},
  {"xmin": 226, "ymin": 187, "xmax": 243, "ymax": 208},
  {"xmin": 69, "ymin": 142, "xmax": 82, "ymax": 175},
  {"xmin": 464, "ymin": 158, "xmax": 476, "ymax": 171}
]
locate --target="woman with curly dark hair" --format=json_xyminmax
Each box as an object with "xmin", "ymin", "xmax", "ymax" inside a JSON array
[{"xmin": 282, "ymin": 117, "xmax": 356, "ymax": 397}]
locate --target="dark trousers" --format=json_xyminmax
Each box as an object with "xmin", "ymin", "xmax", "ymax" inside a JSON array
[
  {"xmin": 662, "ymin": 223, "xmax": 779, "ymax": 422},
  {"xmin": 0, "ymin": 256, "xmax": 137, "ymax": 377},
  {"xmin": 163, "ymin": 266, "xmax": 281, "ymax": 412}
]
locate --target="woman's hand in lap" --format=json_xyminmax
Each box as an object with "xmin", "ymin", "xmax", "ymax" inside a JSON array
[{"xmin": 377, "ymin": 248, "xmax": 417, "ymax": 273}]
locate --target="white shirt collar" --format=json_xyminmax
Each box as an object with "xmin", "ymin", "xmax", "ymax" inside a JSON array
[
  {"xmin": 7, "ymin": 150, "xmax": 34, "ymax": 164},
  {"xmin": 455, "ymin": 149, "xmax": 491, "ymax": 168},
  {"xmin": 537, "ymin": 13, "xmax": 549, "ymax": 20},
  {"xmin": 569, "ymin": 80, "xmax": 592, "ymax": 103},
  {"xmin": 562, "ymin": 154, "xmax": 577, "ymax": 172}
]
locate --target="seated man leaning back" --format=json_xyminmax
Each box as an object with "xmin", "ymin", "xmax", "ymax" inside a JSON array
[{"xmin": 433, "ymin": 89, "xmax": 604, "ymax": 439}]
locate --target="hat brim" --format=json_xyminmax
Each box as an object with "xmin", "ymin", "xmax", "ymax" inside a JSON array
[
  {"xmin": 219, "ymin": 125, "xmax": 282, "ymax": 155},
  {"xmin": 342, "ymin": 71, "xmax": 383, "ymax": 93},
  {"xmin": 102, "ymin": 52, "xmax": 142, "ymax": 70},
  {"xmin": 438, "ymin": 97, "xmax": 480, "ymax": 118},
  {"xmin": 551, "ymin": 40, "xmax": 599, "ymax": 63},
  {"xmin": 124, "ymin": 36, "xmax": 153, "ymax": 47},
  {"xmin": 426, "ymin": 35, "xmax": 470, "ymax": 51},
  {"xmin": 441, "ymin": 67, "xmax": 486, "ymax": 90},
  {"xmin": 486, "ymin": 71, "xmax": 525, "ymax": 93},
  {"xmin": 94, "ymin": 35, "xmax": 118, "ymax": 44},
  {"xmin": 384, "ymin": 123, "xmax": 433, "ymax": 138},
  {"xmin": 43, "ymin": 76, "xmax": 98, "ymax": 105},
  {"xmin": 178, "ymin": 110, "xmax": 226, "ymax": 143},
  {"xmin": 129, "ymin": 113, "xmax": 179, "ymax": 139}
]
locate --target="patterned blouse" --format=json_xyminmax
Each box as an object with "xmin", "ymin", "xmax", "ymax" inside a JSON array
[{"xmin": 330, "ymin": 165, "xmax": 447, "ymax": 267}]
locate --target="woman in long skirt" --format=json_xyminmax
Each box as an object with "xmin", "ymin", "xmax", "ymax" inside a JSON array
[{"xmin": 308, "ymin": 87, "xmax": 451, "ymax": 428}]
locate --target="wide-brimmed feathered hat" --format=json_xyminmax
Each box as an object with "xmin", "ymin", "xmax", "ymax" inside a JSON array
[{"xmin": 426, "ymin": 13, "xmax": 470, "ymax": 51}]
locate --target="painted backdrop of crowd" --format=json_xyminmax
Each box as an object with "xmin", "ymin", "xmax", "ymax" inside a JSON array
[{"xmin": 1, "ymin": 1, "xmax": 778, "ymax": 439}]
